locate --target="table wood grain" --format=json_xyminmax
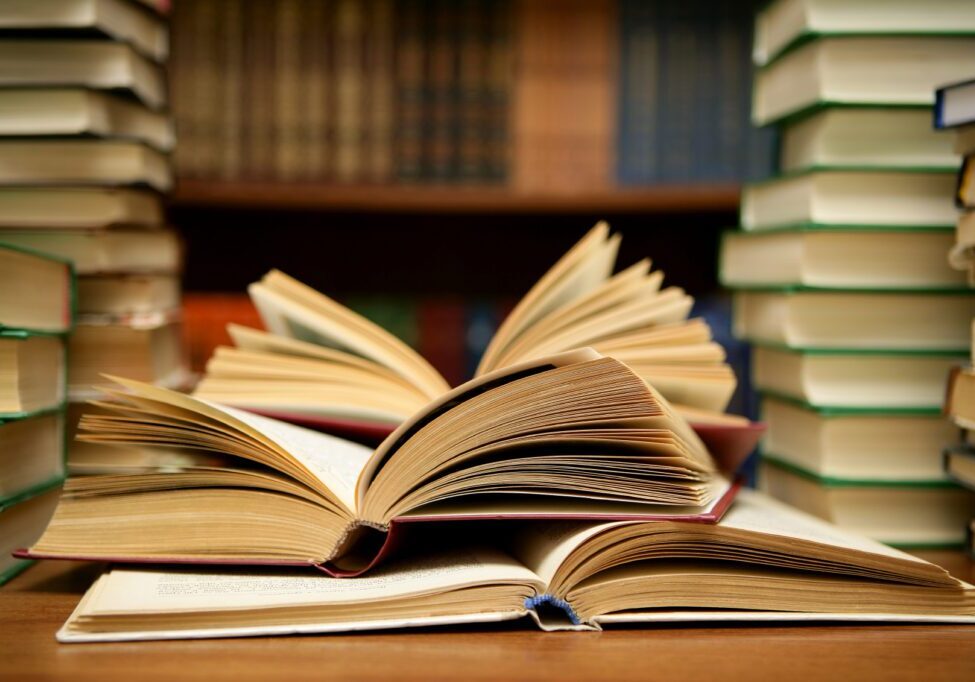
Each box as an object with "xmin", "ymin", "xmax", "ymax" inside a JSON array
[{"xmin": 2, "ymin": 553, "xmax": 974, "ymax": 682}]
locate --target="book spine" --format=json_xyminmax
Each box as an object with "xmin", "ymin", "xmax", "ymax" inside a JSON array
[
  {"xmin": 274, "ymin": 0, "xmax": 302, "ymax": 181},
  {"xmin": 484, "ymin": 0, "xmax": 511, "ymax": 183},
  {"xmin": 457, "ymin": 0, "xmax": 485, "ymax": 181},
  {"xmin": 242, "ymin": 0, "xmax": 276, "ymax": 179},
  {"xmin": 417, "ymin": 297, "xmax": 466, "ymax": 387},
  {"xmin": 395, "ymin": 0, "xmax": 425, "ymax": 181},
  {"xmin": 334, "ymin": 0, "xmax": 364, "ymax": 182},
  {"xmin": 300, "ymin": 0, "xmax": 329, "ymax": 180},
  {"xmin": 218, "ymin": 0, "xmax": 243, "ymax": 181},
  {"xmin": 366, "ymin": 0, "xmax": 395, "ymax": 183}
]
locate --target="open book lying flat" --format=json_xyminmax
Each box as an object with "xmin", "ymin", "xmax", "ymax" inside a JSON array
[
  {"xmin": 56, "ymin": 490, "xmax": 975, "ymax": 642},
  {"xmin": 191, "ymin": 223, "xmax": 763, "ymax": 468},
  {"xmin": 21, "ymin": 348, "xmax": 735, "ymax": 576}
]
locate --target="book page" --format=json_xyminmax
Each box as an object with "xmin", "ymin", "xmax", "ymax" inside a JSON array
[
  {"xmin": 200, "ymin": 400, "xmax": 373, "ymax": 514},
  {"xmin": 82, "ymin": 547, "xmax": 543, "ymax": 614}
]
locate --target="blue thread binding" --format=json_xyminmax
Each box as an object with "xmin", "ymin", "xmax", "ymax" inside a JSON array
[{"xmin": 524, "ymin": 594, "xmax": 582, "ymax": 625}]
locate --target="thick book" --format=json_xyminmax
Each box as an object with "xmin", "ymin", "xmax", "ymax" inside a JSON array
[
  {"xmin": 761, "ymin": 396, "xmax": 957, "ymax": 482},
  {"xmin": 0, "ymin": 483, "xmax": 61, "ymax": 586},
  {"xmin": 0, "ymin": 331, "xmax": 67, "ymax": 416},
  {"xmin": 733, "ymin": 289, "xmax": 975, "ymax": 350},
  {"xmin": 779, "ymin": 107, "xmax": 958, "ymax": 173},
  {"xmin": 0, "ymin": 140, "xmax": 172, "ymax": 191},
  {"xmin": 0, "ymin": 228, "xmax": 181, "ymax": 275},
  {"xmin": 753, "ymin": 0, "xmax": 975, "ymax": 67},
  {"xmin": 0, "ymin": 409, "xmax": 66, "ymax": 509},
  {"xmin": 0, "ymin": 243, "xmax": 73, "ymax": 334},
  {"xmin": 193, "ymin": 224, "xmax": 757, "ymax": 460},
  {"xmin": 935, "ymin": 77, "xmax": 975, "ymax": 129},
  {"xmin": 720, "ymin": 228, "xmax": 964, "ymax": 289},
  {"xmin": 751, "ymin": 345, "xmax": 965, "ymax": 409},
  {"xmin": 76, "ymin": 273, "xmax": 180, "ymax": 317},
  {"xmin": 54, "ymin": 490, "xmax": 975, "ymax": 641},
  {"xmin": 740, "ymin": 169, "xmax": 959, "ymax": 232},
  {"xmin": 0, "ymin": 187, "xmax": 162, "ymax": 229},
  {"xmin": 945, "ymin": 365, "xmax": 975, "ymax": 429},
  {"xmin": 0, "ymin": 88, "xmax": 175, "ymax": 151},
  {"xmin": 944, "ymin": 444, "xmax": 975, "ymax": 492},
  {"xmin": 760, "ymin": 460, "xmax": 975, "ymax": 547},
  {"xmin": 0, "ymin": 0, "xmax": 170, "ymax": 63},
  {"xmin": 0, "ymin": 39, "xmax": 166, "ymax": 110},
  {"xmin": 22, "ymin": 349, "xmax": 736, "ymax": 576},
  {"xmin": 753, "ymin": 36, "xmax": 975, "ymax": 126}
]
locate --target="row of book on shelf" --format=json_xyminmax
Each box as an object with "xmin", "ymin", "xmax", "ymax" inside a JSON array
[
  {"xmin": 718, "ymin": 3, "xmax": 975, "ymax": 552},
  {"xmin": 172, "ymin": 0, "xmax": 774, "ymax": 187}
]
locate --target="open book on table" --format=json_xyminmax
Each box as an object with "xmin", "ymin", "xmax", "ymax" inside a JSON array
[
  {"xmin": 56, "ymin": 490, "xmax": 975, "ymax": 642},
  {"xmin": 191, "ymin": 223, "xmax": 763, "ymax": 469},
  {"xmin": 21, "ymin": 348, "xmax": 736, "ymax": 576}
]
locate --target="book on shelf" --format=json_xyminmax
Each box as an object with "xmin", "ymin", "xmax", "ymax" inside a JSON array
[
  {"xmin": 761, "ymin": 396, "xmax": 957, "ymax": 482},
  {"xmin": 0, "ymin": 485, "xmax": 62, "ymax": 586},
  {"xmin": 733, "ymin": 289, "xmax": 975, "ymax": 350},
  {"xmin": 753, "ymin": 35, "xmax": 975, "ymax": 126},
  {"xmin": 0, "ymin": 243, "xmax": 73, "ymax": 333},
  {"xmin": 740, "ymin": 170, "xmax": 959, "ymax": 231},
  {"xmin": 0, "ymin": 409, "xmax": 65, "ymax": 507},
  {"xmin": 751, "ymin": 346, "xmax": 965, "ymax": 409},
  {"xmin": 0, "ymin": 140, "xmax": 172, "ymax": 191},
  {"xmin": 0, "ymin": 39, "xmax": 166, "ymax": 110},
  {"xmin": 75, "ymin": 273, "xmax": 180, "ymax": 317},
  {"xmin": 720, "ymin": 228, "xmax": 964, "ymax": 289},
  {"xmin": 191, "ymin": 224, "xmax": 760, "ymax": 460},
  {"xmin": 0, "ymin": 0, "xmax": 170, "ymax": 63},
  {"xmin": 67, "ymin": 316, "xmax": 188, "ymax": 400},
  {"xmin": 753, "ymin": 0, "xmax": 975, "ymax": 67},
  {"xmin": 0, "ymin": 331, "xmax": 66, "ymax": 415},
  {"xmin": 55, "ymin": 489, "xmax": 975, "ymax": 642},
  {"xmin": 760, "ymin": 459, "xmax": 975, "ymax": 547},
  {"xmin": 935, "ymin": 77, "xmax": 975, "ymax": 129},
  {"xmin": 0, "ymin": 228, "xmax": 181, "ymax": 275},
  {"xmin": 0, "ymin": 88, "xmax": 175, "ymax": 151},
  {"xmin": 0, "ymin": 187, "xmax": 163, "ymax": 229},
  {"xmin": 778, "ymin": 107, "xmax": 958, "ymax": 172},
  {"xmin": 22, "ymin": 348, "xmax": 736, "ymax": 576}
]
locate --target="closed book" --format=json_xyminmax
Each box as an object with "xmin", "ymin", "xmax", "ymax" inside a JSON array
[
  {"xmin": 0, "ymin": 484, "xmax": 61, "ymax": 586},
  {"xmin": 760, "ymin": 396, "xmax": 956, "ymax": 482},
  {"xmin": 0, "ymin": 39, "xmax": 166, "ymax": 110},
  {"xmin": 0, "ymin": 228, "xmax": 181, "ymax": 275},
  {"xmin": 760, "ymin": 458, "xmax": 975, "ymax": 548},
  {"xmin": 0, "ymin": 410, "xmax": 66, "ymax": 509},
  {"xmin": 754, "ymin": 0, "xmax": 975, "ymax": 66},
  {"xmin": 935, "ymin": 77, "xmax": 975, "ymax": 129},
  {"xmin": 741, "ymin": 169, "xmax": 959, "ymax": 231},
  {"xmin": 0, "ymin": 187, "xmax": 162, "ymax": 229},
  {"xmin": 0, "ymin": 332, "xmax": 66, "ymax": 417},
  {"xmin": 751, "ymin": 345, "xmax": 964, "ymax": 409},
  {"xmin": 720, "ymin": 227, "xmax": 964, "ymax": 289},
  {"xmin": 0, "ymin": 243, "xmax": 73, "ymax": 334},
  {"xmin": 76, "ymin": 273, "xmax": 180, "ymax": 317},
  {"xmin": 733, "ymin": 289, "xmax": 975, "ymax": 350},
  {"xmin": 753, "ymin": 36, "xmax": 975, "ymax": 126},
  {"xmin": 0, "ymin": 0, "xmax": 170, "ymax": 62}
]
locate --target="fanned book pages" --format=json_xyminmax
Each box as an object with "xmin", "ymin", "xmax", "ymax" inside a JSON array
[
  {"xmin": 21, "ymin": 348, "xmax": 736, "ymax": 576},
  {"xmin": 192, "ymin": 223, "xmax": 762, "ymax": 466},
  {"xmin": 55, "ymin": 490, "xmax": 975, "ymax": 642}
]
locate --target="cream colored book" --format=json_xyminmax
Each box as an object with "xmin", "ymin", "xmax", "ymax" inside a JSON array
[
  {"xmin": 0, "ymin": 229, "xmax": 181, "ymax": 275},
  {"xmin": 26, "ymin": 349, "xmax": 733, "ymax": 577},
  {"xmin": 0, "ymin": 188, "xmax": 162, "ymax": 229},
  {"xmin": 55, "ymin": 490, "xmax": 975, "ymax": 642},
  {"xmin": 194, "ymin": 224, "xmax": 738, "ymax": 427}
]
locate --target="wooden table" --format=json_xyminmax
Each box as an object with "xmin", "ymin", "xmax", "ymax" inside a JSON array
[{"xmin": 3, "ymin": 553, "xmax": 975, "ymax": 682}]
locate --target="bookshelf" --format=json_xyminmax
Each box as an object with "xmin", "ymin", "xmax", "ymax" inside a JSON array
[{"xmin": 172, "ymin": 180, "xmax": 741, "ymax": 214}]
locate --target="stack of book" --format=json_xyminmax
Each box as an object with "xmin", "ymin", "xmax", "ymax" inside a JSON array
[
  {"xmin": 0, "ymin": 0, "xmax": 190, "ymax": 473},
  {"xmin": 0, "ymin": 244, "xmax": 72, "ymax": 585},
  {"xmin": 938, "ymin": 77, "xmax": 975, "ymax": 555},
  {"xmin": 720, "ymin": 0, "xmax": 975, "ymax": 548}
]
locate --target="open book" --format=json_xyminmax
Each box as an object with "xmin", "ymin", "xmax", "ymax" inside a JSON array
[
  {"xmin": 22, "ymin": 348, "xmax": 735, "ymax": 576},
  {"xmin": 191, "ymin": 223, "xmax": 762, "ymax": 466},
  {"xmin": 56, "ymin": 490, "xmax": 975, "ymax": 642}
]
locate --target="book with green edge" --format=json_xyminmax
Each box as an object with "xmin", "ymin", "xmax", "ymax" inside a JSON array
[
  {"xmin": 0, "ymin": 406, "xmax": 67, "ymax": 507},
  {"xmin": 732, "ymin": 288, "xmax": 975, "ymax": 351},
  {"xmin": 719, "ymin": 227, "xmax": 965, "ymax": 290},
  {"xmin": 752, "ymin": 35, "xmax": 975, "ymax": 126},
  {"xmin": 760, "ymin": 458, "xmax": 975, "ymax": 548},
  {"xmin": 762, "ymin": 454, "xmax": 956, "ymax": 488},
  {"xmin": 0, "ymin": 329, "xmax": 68, "ymax": 418},
  {"xmin": 0, "ymin": 479, "xmax": 62, "ymax": 586},
  {"xmin": 740, "ymin": 168, "xmax": 959, "ymax": 232},
  {"xmin": 0, "ymin": 241, "xmax": 75, "ymax": 335},
  {"xmin": 759, "ymin": 395, "xmax": 955, "ymax": 483},
  {"xmin": 753, "ymin": 0, "xmax": 975, "ymax": 67}
]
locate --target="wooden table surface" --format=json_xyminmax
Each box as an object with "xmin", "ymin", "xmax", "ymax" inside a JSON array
[{"xmin": 2, "ymin": 553, "xmax": 975, "ymax": 682}]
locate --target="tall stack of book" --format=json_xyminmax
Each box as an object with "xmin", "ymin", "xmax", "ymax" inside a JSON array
[
  {"xmin": 0, "ymin": 0, "xmax": 189, "ymax": 474},
  {"xmin": 937, "ymin": 77, "xmax": 975, "ymax": 555},
  {"xmin": 0, "ymin": 244, "xmax": 72, "ymax": 584},
  {"xmin": 720, "ymin": 0, "xmax": 975, "ymax": 548}
]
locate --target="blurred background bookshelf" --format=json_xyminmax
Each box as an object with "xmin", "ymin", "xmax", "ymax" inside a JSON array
[{"xmin": 170, "ymin": 0, "xmax": 768, "ymax": 389}]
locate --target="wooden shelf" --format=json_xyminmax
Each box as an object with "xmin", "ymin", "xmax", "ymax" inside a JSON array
[{"xmin": 171, "ymin": 180, "xmax": 741, "ymax": 214}]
